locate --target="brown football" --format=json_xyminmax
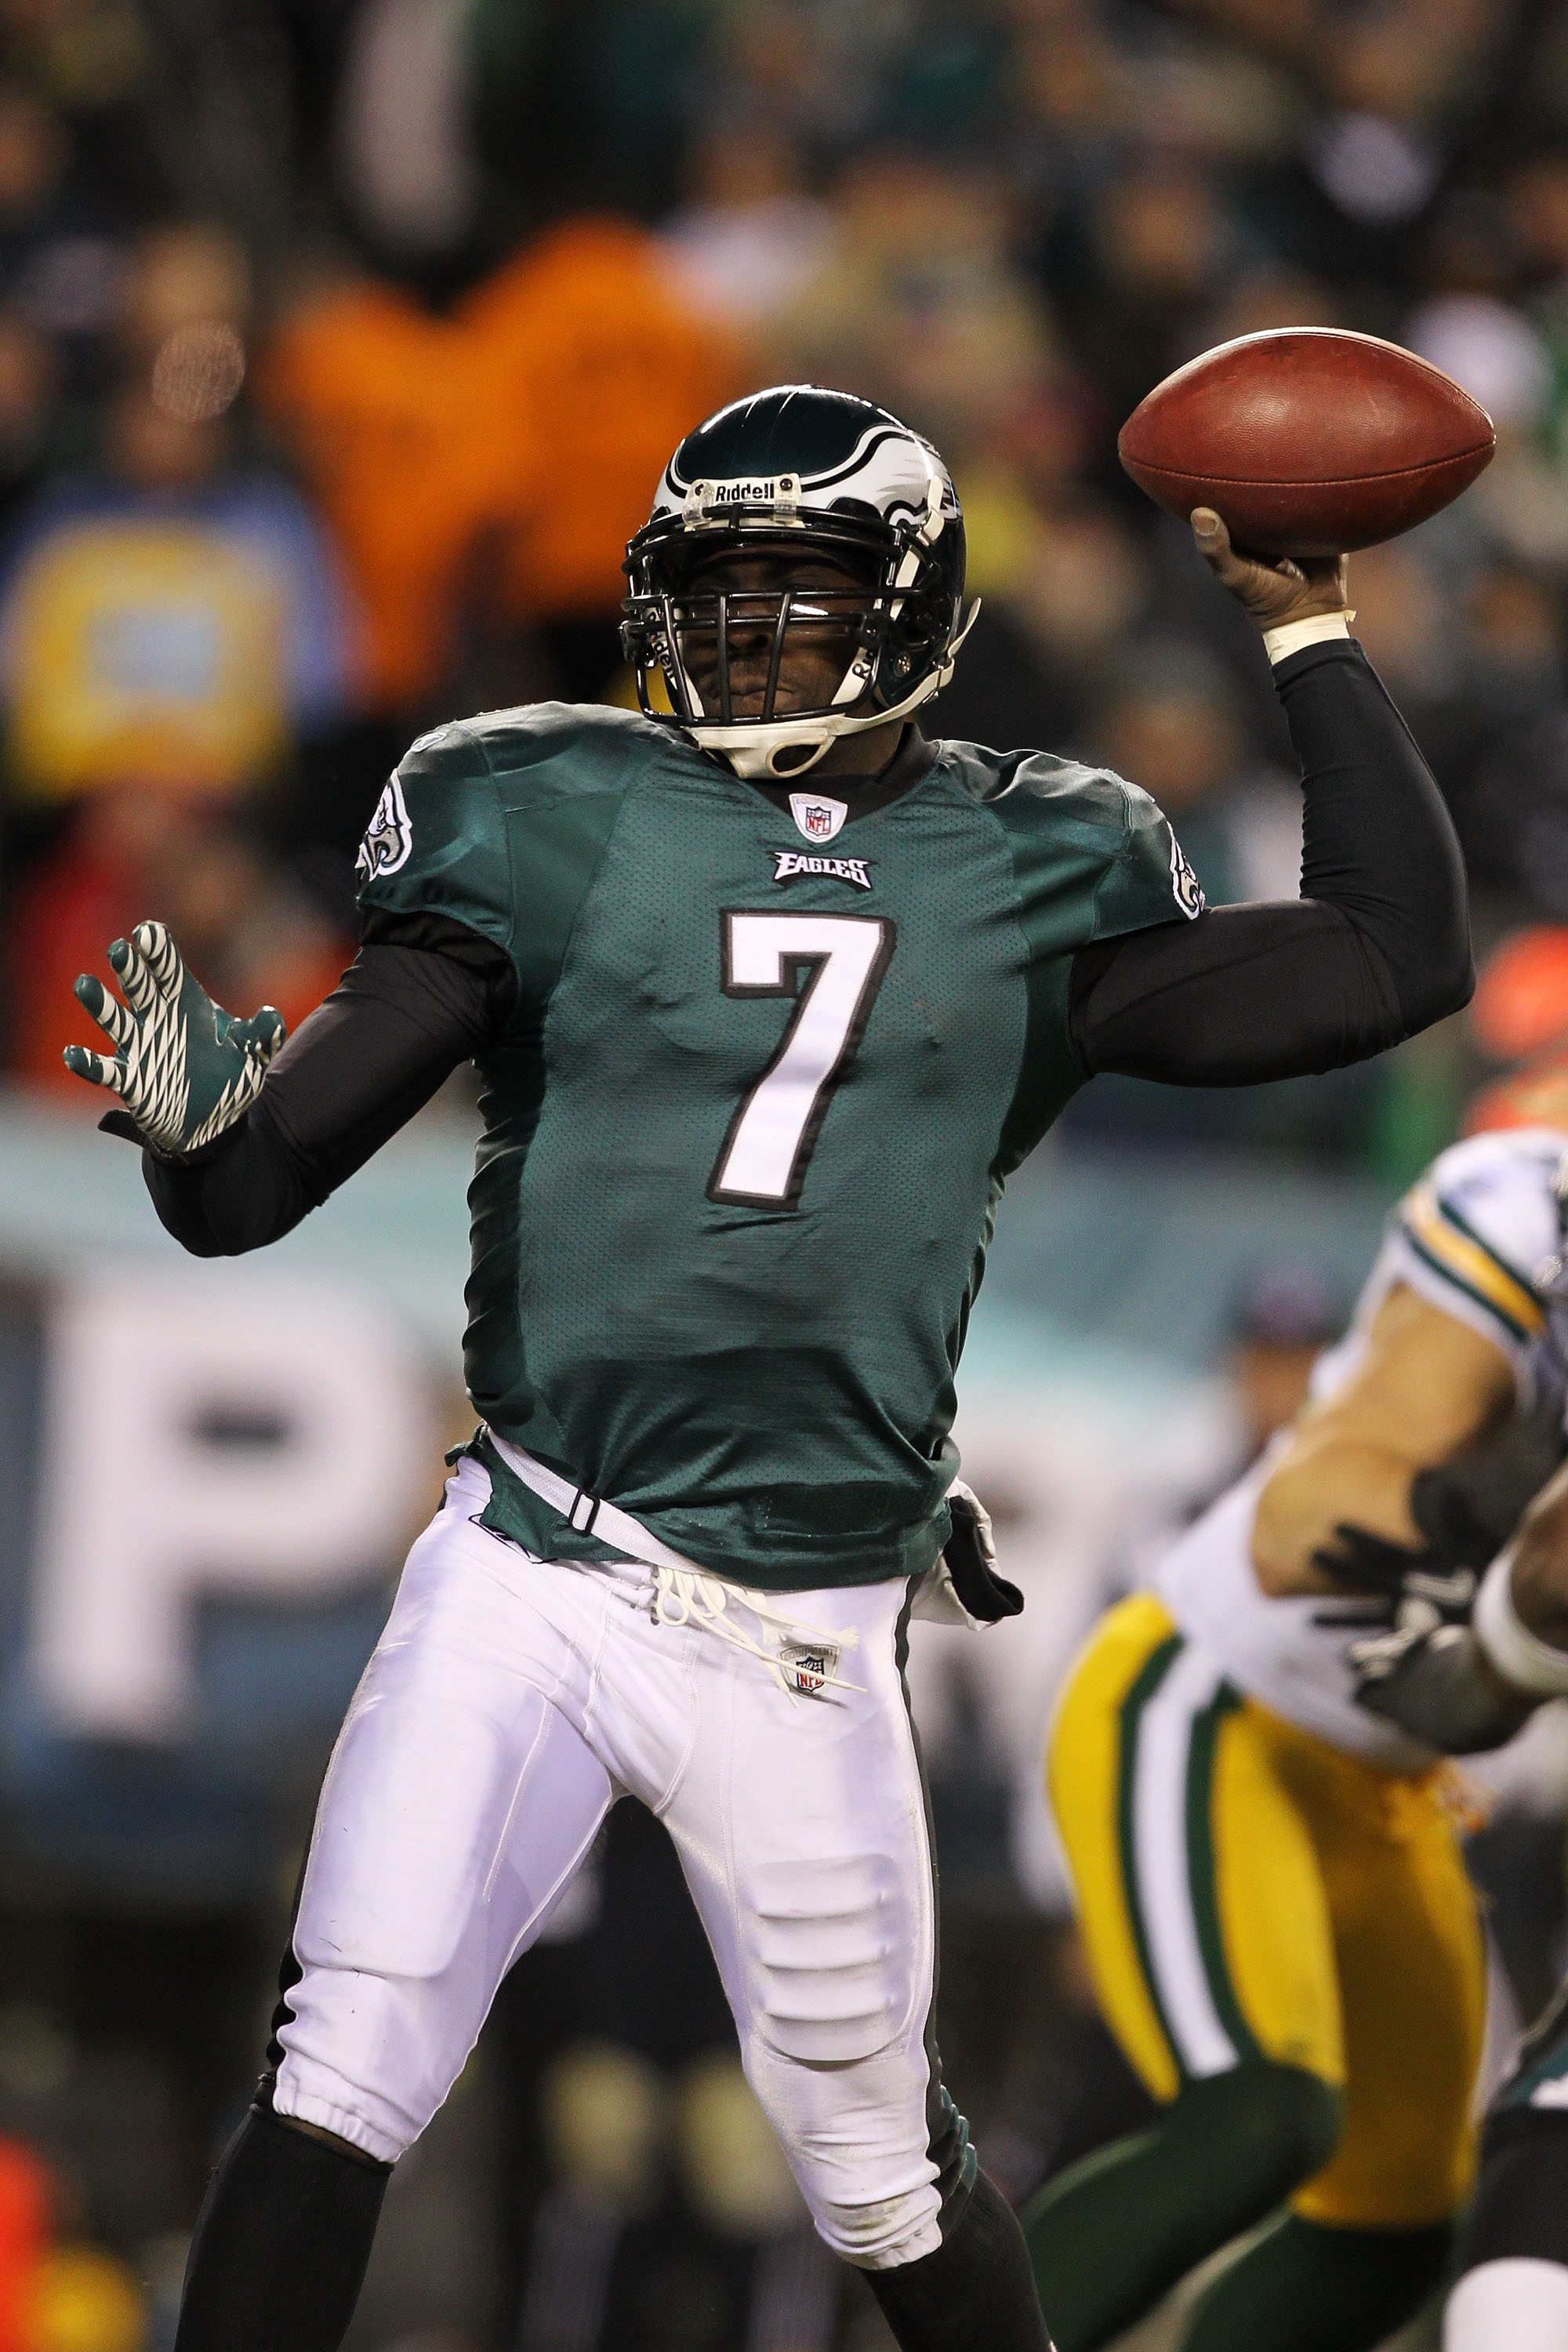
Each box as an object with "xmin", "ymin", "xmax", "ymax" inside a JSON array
[{"xmin": 1118, "ymin": 328, "xmax": 1495, "ymax": 556}]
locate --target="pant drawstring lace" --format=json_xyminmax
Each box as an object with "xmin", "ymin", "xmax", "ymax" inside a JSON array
[{"xmin": 651, "ymin": 1566, "xmax": 865, "ymax": 1700}]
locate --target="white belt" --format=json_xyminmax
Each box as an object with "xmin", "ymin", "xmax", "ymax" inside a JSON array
[
  {"xmin": 481, "ymin": 1428, "xmax": 865, "ymax": 1696},
  {"xmin": 486, "ymin": 1428, "xmax": 993, "ymax": 1632},
  {"xmin": 485, "ymin": 1428, "xmax": 714, "ymax": 1576}
]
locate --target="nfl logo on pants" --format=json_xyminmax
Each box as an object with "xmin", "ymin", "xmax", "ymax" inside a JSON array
[{"xmin": 781, "ymin": 1641, "xmax": 838, "ymax": 1696}]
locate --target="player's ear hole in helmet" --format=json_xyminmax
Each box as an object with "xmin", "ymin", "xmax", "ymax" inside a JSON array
[{"xmin": 622, "ymin": 384, "xmax": 978, "ymax": 781}]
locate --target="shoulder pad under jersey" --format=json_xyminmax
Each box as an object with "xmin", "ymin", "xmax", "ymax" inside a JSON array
[{"xmin": 1395, "ymin": 1128, "xmax": 1568, "ymax": 1357}]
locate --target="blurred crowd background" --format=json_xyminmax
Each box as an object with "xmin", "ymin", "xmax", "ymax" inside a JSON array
[{"xmin": 2, "ymin": 1, "xmax": 1568, "ymax": 2347}]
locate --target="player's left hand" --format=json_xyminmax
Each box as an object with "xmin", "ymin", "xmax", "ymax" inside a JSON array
[
  {"xmin": 63, "ymin": 919, "xmax": 285, "ymax": 1155},
  {"xmin": 1191, "ymin": 507, "xmax": 1348, "ymax": 633}
]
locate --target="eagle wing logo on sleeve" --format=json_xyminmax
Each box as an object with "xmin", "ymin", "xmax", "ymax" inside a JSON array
[
  {"xmin": 1168, "ymin": 826, "xmax": 1205, "ymax": 920},
  {"xmin": 355, "ymin": 777, "xmax": 414, "ymax": 881}
]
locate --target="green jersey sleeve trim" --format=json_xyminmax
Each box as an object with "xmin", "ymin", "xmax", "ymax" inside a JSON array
[
  {"xmin": 933, "ymin": 745, "xmax": 1194, "ymax": 1175},
  {"xmin": 1088, "ymin": 770, "xmax": 1203, "ymax": 944},
  {"xmin": 946, "ymin": 743, "xmax": 1196, "ymax": 964}
]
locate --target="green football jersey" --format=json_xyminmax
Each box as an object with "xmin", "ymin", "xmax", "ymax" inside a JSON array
[{"xmin": 357, "ymin": 702, "xmax": 1195, "ymax": 1591}]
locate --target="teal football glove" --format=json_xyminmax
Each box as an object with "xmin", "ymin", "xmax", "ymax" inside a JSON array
[{"xmin": 64, "ymin": 920, "xmax": 285, "ymax": 1154}]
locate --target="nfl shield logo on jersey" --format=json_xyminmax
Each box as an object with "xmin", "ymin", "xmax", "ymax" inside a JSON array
[{"xmin": 789, "ymin": 792, "xmax": 848, "ymax": 844}]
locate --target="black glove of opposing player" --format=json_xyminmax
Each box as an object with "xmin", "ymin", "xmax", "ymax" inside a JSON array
[
  {"xmin": 1325, "ymin": 1396, "xmax": 1567, "ymax": 1744},
  {"xmin": 1314, "ymin": 1392, "xmax": 1567, "ymax": 1634},
  {"xmin": 1311, "ymin": 1525, "xmax": 1476, "ymax": 1635},
  {"xmin": 1409, "ymin": 1390, "xmax": 1566, "ymax": 1566},
  {"xmin": 1348, "ymin": 1619, "xmax": 1535, "ymax": 1751}
]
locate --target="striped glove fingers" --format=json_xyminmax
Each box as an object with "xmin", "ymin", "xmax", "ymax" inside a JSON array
[
  {"xmin": 220, "ymin": 1004, "xmax": 287, "ymax": 1068},
  {"xmin": 109, "ymin": 920, "xmax": 180, "ymax": 1016},
  {"xmin": 62, "ymin": 920, "xmax": 286, "ymax": 1153},
  {"xmin": 61, "ymin": 1036, "xmax": 128, "ymax": 1093}
]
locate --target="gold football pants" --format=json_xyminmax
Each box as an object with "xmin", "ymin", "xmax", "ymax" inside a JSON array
[{"xmin": 1049, "ymin": 1594, "xmax": 1485, "ymax": 2227}]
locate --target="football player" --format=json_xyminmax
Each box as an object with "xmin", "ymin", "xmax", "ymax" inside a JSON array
[
  {"xmin": 1328, "ymin": 1152, "xmax": 1568, "ymax": 2352},
  {"xmin": 1368, "ymin": 1453, "xmax": 1568, "ymax": 2352},
  {"xmin": 1029, "ymin": 1123, "xmax": 1568, "ymax": 2352},
  {"xmin": 63, "ymin": 386, "xmax": 1471, "ymax": 2352}
]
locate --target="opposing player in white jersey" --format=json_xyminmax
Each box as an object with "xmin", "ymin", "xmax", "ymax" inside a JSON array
[
  {"xmin": 1333, "ymin": 1147, "xmax": 1568, "ymax": 2351},
  {"xmin": 1026, "ymin": 1127, "xmax": 1568, "ymax": 2352}
]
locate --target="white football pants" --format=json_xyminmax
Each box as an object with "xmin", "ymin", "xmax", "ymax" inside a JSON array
[
  {"xmin": 1446, "ymin": 2258, "xmax": 1568, "ymax": 2349},
  {"xmin": 270, "ymin": 1456, "xmax": 960, "ymax": 2268}
]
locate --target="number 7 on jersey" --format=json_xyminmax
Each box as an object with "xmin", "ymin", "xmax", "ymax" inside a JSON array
[{"xmin": 710, "ymin": 912, "xmax": 895, "ymax": 1209}]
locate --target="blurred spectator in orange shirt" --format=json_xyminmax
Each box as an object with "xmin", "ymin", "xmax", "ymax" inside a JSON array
[
  {"xmin": 261, "ymin": 220, "xmax": 741, "ymax": 717},
  {"xmin": 260, "ymin": 263, "xmax": 512, "ymax": 717},
  {"xmin": 460, "ymin": 218, "xmax": 744, "ymax": 635},
  {"xmin": 1463, "ymin": 927, "xmax": 1568, "ymax": 1137}
]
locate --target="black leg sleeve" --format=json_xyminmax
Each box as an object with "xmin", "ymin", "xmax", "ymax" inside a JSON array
[
  {"xmin": 173, "ymin": 2107, "xmax": 391, "ymax": 2352},
  {"xmin": 863, "ymin": 2169, "xmax": 1054, "ymax": 2352}
]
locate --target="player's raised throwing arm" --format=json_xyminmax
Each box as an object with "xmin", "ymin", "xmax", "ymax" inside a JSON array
[{"xmin": 1069, "ymin": 511, "xmax": 1472, "ymax": 1085}]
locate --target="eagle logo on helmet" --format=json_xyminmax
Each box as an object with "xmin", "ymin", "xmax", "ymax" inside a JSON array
[{"xmin": 622, "ymin": 385, "xmax": 978, "ymax": 782}]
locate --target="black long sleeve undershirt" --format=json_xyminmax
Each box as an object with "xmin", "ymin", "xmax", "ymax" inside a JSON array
[
  {"xmin": 142, "ymin": 637, "xmax": 1471, "ymax": 1257},
  {"xmin": 1067, "ymin": 637, "xmax": 1470, "ymax": 1082},
  {"xmin": 141, "ymin": 927, "xmax": 516, "ymax": 1256}
]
